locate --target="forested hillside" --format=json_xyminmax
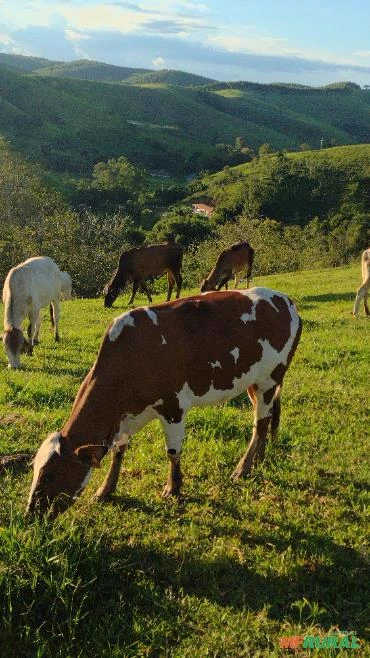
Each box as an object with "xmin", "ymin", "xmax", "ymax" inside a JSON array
[
  {"xmin": 0, "ymin": 139, "xmax": 368, "ymax": 298},
  {"xmin": 191, "ymin": 144, "xmax": 370, "ymax": 224},
  {"xmin": 0, "ymin": 54, "xmax": 369, "ymax": 176},
  {"xmin": 33, "ymin": 60, "xmax": 152, "ymax": 82}
]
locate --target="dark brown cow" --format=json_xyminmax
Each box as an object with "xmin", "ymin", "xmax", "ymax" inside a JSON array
[
  {"xmin": 104, "ymin": 243, "xmax": 183, "ymax": 308},
  {"xmin": 201, "ymin": 242, "xmax": 254, "ymax": 292},
  {"xmin": 27, "ymin": 287, "xmax": 302, "ymax": 518}
]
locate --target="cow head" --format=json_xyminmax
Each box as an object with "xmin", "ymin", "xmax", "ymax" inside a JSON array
[
  {"xmin": 200, "ymin": 278, "xmax": 214, "ymax": 292},
  {"xmin": 104, "ymin": 281, "xmax": 121, "ymax": 308},
  {"xmin": 3, "ymin": 328, "xmax": 25, "ymax": 369},
  {"xmin": 27, "ymin": 432, "xmax": 108, "ymax": 518}
]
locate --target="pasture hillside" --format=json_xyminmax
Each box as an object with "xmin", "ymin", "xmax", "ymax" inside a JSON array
[
  {"xmin": 0, "ymin": 265, "xmax": 369, "ymax": 657},
  {"xmin": 0, "ymin": 54, "xmax": 369, "ymax": 175},
  {"xmin": 33, "ymin": 59, "xmax": 152, "ymax": 83},
  {"xmin": 189, "ymin": 144, "xmax": 370, "ymax": 225}
]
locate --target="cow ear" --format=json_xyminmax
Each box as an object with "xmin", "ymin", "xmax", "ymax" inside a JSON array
[{"xmin": 74, "ymin": 444, "xmax": 108, "ymax": 468}]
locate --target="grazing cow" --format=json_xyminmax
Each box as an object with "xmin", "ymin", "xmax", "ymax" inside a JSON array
[
  {"xmin": 2, "ymin": 256, "xmax": 71, "ymax": 369},
  {"xmin": 201, "ymin": 242, "xmax": 254, "ymax": 292},
  {"xmin": 353, "ymin": 248, "xmax": 370, "ymax": 317},
  {"xmin": 27, "ymin": 287, "xmax": 302, "ymax": 518},
  {"xmin": 104, "ymin": 243, "xmax": 183, "ymax": 308}
]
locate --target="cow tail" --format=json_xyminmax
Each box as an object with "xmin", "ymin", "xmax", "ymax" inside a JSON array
[
  {"xmin": 246, "ymin": 245, "xmax": 255, "ymax": 280},
  {"xmin": 49, "ymin": 303, "xmax": 55, "ymax": 327},
  {"xmin": 3, "ymin": 282, "xmax": 14, "ymax": 331}
]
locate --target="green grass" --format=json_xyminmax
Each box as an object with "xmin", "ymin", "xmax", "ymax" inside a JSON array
[{"xmin": 0, "ymin": 265, "xmax": 369, "ymax": 657}]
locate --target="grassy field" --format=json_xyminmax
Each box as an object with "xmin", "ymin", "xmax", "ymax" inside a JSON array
[{"xmin": 0, "ymin": 264, "xmax": 369, "ymax": 657}]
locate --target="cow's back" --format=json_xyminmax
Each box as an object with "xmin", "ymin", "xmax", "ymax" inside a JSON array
[
  {"xmin": 101, "ymin": 288, "xmax": 301, "ymax": 423},
  {"xmin": 217, "ymin": 242, "xmax": 250, "ymax": 269},
  {"xmin": 119, "ymin": 243, "xmax": 182, "ymax": 278}
]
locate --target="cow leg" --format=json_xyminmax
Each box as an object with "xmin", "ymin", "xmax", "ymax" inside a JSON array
[
  {"xmin": 234, "ymin": 272, "xmax": 241, "ymax": 289},
  {"xmin": 26, "ymin": 309, "xmax": 39, "ymax": 355},
  {"xmin": 161, "ymin": 419, "xmax": 185, "ymax": 498},
  {"xmin": 128, "ymin": 280, "xmax": 139, "ymax": 306},
  {"xmin": 139, "ymin": 280, "xmax": 152, "ymax": 305},
  {"xmin": 353, "ymin": 283, "xmax": 368, "ymax": 316},
  {"xmin": 246, "ymin": 264, "xmax": 253, "ymax": 289},
  {"xmin": 364, "ymin": 291, "xmax": 369, "ymax": 316},
  {"xmin": 51, "ymin": 299, "xmax": 60, "ymax": 341},
  {"xmin": 232, "ymin": 386, "xmax": 278, "ymax": 479},
  {"xmin": 94, "ymin": 434, "xmax": 130, "ymax": 501},
  {"xmin": 270, "ymin": 387, "xmax": 282, "ymax": 440},
  {"xmin": 174, "ymin": 271, "xmax": 182, "ymax": 299},
  {"xmin": 33, "ymin": 310, "xmax": 42, "ymax": 345},
  {"xmin": 217, "ymin": 275, "xmax": 229, "ymax": 291},
  {"xmin": 166, "ymin": 271, "xmax": 175, "ymax": 301}
]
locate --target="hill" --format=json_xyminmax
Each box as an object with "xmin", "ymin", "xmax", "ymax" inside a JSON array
[
  {"xmin": 189, "ymin": 144, "xmax": 370, "ymax": 224},
  {"xmin": 0, "ymin": 52, "xmax": 60, "ymax": 72},
  {"xmin": 122, "ymin": 69, "xmax": 215, "ymax": 87},
  {"xmin": 34, "ymin": 59, "xmax": 151, "ymax": 82},
  {"xmin": 0, "ymin": 54, "xmax": 369, "ymax": 176},
  {"xmin": 35, "ymin": 60, "xmax": 214, "ymax": 87},
  {"xmin": 0, "ymin": 53, "xmax": 213, "ymax": 86}
]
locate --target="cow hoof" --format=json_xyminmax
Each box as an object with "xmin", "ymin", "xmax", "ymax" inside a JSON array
[
  {"xmin": 231, "ymin": 468, "xmax": 249, "ymax": 481},
  {"xmin": 231, "ymin": 470, "xmax": 242, "ymax": 481},
  {"xmin": 161, "ymin": 485, "xmax": 179, "ymax": 499},
  {"xmin": 94, "ymin": 488, "xmax": 112, "ymax": 502}
]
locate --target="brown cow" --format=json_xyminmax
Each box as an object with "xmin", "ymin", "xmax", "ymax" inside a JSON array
[
  {"xmin": 27, "ymin": 287, "xmax": 302, "ymax": 518},
  {"xmin": 353, "ymin": 247, "xmax": 370, "ymax": 317},
  {"xmin": 201, "ymin": 242, "xmax": 254, "ymax": 292},
  {"xmin": 104, "ymin": 243, "xmax": 183, "ymax": 308}
]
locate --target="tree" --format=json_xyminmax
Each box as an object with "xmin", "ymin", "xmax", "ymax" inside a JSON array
[
  {"xmin": 92, "ymin": 156, "xmax": 145, "ymax": 196},
  {"xmin": 235, "ymin": 136, "xmax": 245, "ymax": 150},
  {"xmin": 258, "ymin": 143, "xmax": 274, "ymax": 158}
]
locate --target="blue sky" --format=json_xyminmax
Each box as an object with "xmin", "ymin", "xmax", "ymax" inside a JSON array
[{"xmin": 1, "ymin": 0, "xmax": 369, "ymax": 85}]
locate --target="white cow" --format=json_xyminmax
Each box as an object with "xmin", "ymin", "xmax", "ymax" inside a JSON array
[
  {"xmin": 60, "ymin": 272, "xmax": 73, "ymax": 301},
  {"xmin": 353, "ymin": 248, "xmax": 370, "ymax": 317},
  {"xmin": 2, "ymin": 256, "xmax": 72, "ymax": 368}
]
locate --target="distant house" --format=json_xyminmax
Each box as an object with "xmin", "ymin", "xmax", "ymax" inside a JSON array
[{"xmin": 191, "ymin": 203, "xmax": 214, "ymax": 217}]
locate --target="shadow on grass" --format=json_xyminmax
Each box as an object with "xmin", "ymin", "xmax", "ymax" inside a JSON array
[
  {"xmin": 1, "ymin": 515, "xmax": 368, "ymax": 657},
  {"xmin": 303, "ymin": 292, "xmax": 355, "ymax": 304},
  {"xmin": 79, "ymin": 530, "xmax": 369, "ymax": 636}
]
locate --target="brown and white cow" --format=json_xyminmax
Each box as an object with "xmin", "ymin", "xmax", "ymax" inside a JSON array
[
  {"xmin": 27, "ymin": 287, "xmax": 301, "ymax": 518},
  {"xmin": 104, "ymin": 243, "xmax": 183, "ymax": 308},
  {"xmin": 201, "ymin": 242, "xmax": 254, "ymax": 292},
  {"xmin": 353, "ymin": 248, "xmax": 370, "ymax": 317}
]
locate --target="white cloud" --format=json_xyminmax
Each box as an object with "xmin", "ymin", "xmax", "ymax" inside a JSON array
[
  {"xmin": 206, "ymin": 31, "xmax": 370, "ymax": 69},
  {"xmin": 57, "ymin": 4, "xmax": 145, "ymax": 32},
  {"xmin": 173, "ymin": 1, "xmax": 212, "ymax": 13},
  {"xmin": 207, "ymin": 34, "xmax": 289, "ymax": 56},
  {"xmin": 56, "ymin": 2, "xmax": 212, "ymax": 36},
  {"xmin": 352, "ymin": 50, "xmax": 370, "ymax": 58},
  {"xmin": 65, "ymin": 28, "xmax": 91, "ymax": 42},
  {"xmin": 0, "ymin": 32, "xmax": 15, "ymax": 45},
  {"xmin": 152, "ymin": 56, "xmax": 164, "ymax": 67}
]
